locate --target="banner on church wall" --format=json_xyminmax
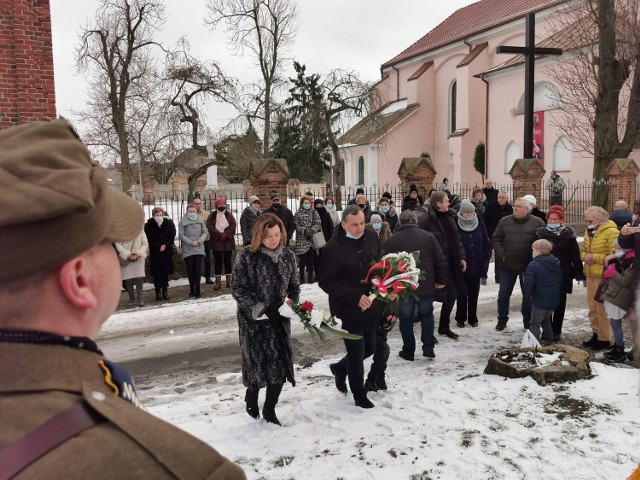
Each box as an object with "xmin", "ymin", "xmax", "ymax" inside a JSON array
[{"xmin": 532, "ymin": 110, "xmax": 544, "ymax": 166}]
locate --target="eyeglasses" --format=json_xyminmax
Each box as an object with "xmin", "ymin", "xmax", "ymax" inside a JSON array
[{"xmin": 264, "ymin": 233, "xmax": 282, "ymax": 241}]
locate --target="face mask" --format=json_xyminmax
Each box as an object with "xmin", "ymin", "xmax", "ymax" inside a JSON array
[
  {"xmin": 345, "ymin": 231, "xmax": 363, "ymax": 240},
  {"xmin": 217, "ymin": 207, "xmax": 226, "ymax": 212},
  {"xmin": 154, "ymin": 216, "xmax": 163, "ymax": 225},
  {"xmin": 547, "ymin": 223, "xmax": 561, "ymax": 230},
  {"xmin": 587, "ymin": 224, "xmax": 597, "ymax": 230},
  {"xmin": 615, "ymin": 251, "xmax": 625, "ymax": 258},
  {"xmin": 372, "ymin": 223, "xmax": 382, "ymax": 231},
  {"xmin": 272, "ymin": 204, "xmax": 280, "ymax": 210},
  {"xmin": 187, "ymin": 212, "xmax": 197, "ymax": 221},
  {"xmin": 379, "ymin": 206, "xmax": 390, "ymax": 213},
  {"xmin": 358, "ymin": 203, "xmax": 366, "ymax": 210},
  {"xmin": 303, "ymin": 204, "xmax": 311, "ymax": 210},
  {"xmin": 325, "ymin": 204, "xmax": 334, "ymax": 211},
  {"xmin": 316, "ymin": 206, "xmax": 324, "ymax": 211}
]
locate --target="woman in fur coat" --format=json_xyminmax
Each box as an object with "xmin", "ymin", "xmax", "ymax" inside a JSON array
[
  {"xmin": 293, "ymin": 195, "xmax": 321, "ymax": 284},
  {"xmin": 115, "ymin": 230, "xmax": 149, "ymax": 307},
  {"xmin": 232, "ymin": 213, "xmax": 300, "ymax": 426}
]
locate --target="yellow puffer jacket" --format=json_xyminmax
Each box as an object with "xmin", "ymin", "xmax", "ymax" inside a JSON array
[{"xmin": 580, "ymin": 220, "xmax": 619, "ymax": 277}]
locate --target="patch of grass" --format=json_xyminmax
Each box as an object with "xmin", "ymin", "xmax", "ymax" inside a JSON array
[
  {"xmin": 409, "ymin": 471, "xmax": 434, "ymax": 480},
  {"xmin": 528, "ymin": 436, "xmax": 541, "ymax": 445},
  {"xmin": 589, "ymin": 432, "xmax": 598, "ymax": 439},
  {"xmin": 273, "ymin": 455, "xmax": 294, "ymax": 468},
  {"xmin": 388, "ymin": 448, "xmax": 398, "ymax": 458},
  {"xmin": 436, "ymin": 460, "xmax": 445, "ymax": 467},
  {"xmin": 543, "ymin": 394, "xmax": 619, "ymax": 421},
  {"xmin": 523, "ymin": 419, "xmax": 536, "ymax": 428},
  {"xmin": 467, "ymin": 408, "xmax": 478, "ymax": 417},
  {"xmin": 504, "ymin": 410, "xmax": 519, "ymax": 419},
  {"xmin": 460, "ymin": 429, "xmax": 480, "ymax": 448},
  {"xmin": 489, "ymin": 421, "xmax": 507, "ymax": 432}
]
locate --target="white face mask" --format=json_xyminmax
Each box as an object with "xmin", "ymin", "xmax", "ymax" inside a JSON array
[
  {"xmin": 325, "ymin": 204, "xmax": 334, "ymax": 211},
  {"xmin": 154, "ymin": 216, "xmax": 163, "ymax": 225},
  {"xmin": 615, "ymin": 251, "xmax": 625, "ymax": 258}
]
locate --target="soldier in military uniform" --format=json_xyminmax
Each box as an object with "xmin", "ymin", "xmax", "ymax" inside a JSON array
[{"xmin": 0, "ymin": 120, "xmax": 245, "ymax": 479}]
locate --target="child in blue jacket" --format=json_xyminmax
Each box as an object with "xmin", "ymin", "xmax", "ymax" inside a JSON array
[{"xmin": 523, "ymin": 239, "xmax": 563, "ymax": 344}]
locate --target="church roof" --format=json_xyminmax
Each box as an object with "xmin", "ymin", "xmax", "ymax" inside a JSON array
[
  {"xmin": 381, "ymin": 0, "xmax": 568, "ymax": 69},
  {"xmin": 337, "ymin": 100, "xmax": 419, "ymax": 146}
]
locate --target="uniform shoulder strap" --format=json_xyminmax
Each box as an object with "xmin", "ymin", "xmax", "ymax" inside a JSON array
[{"xmin": 0, "ymin": 402, "xmax": 103, "ymax": 480}]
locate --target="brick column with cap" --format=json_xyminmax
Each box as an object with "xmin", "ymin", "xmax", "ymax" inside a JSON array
[
  {"xmin": 0, "ymin": 0, "xmax": 56, "ymax": 129},
  {"xmin": 508, "ymin": 158, "xmax": 545, "ymax": 204},
  {"xmin": 397, "ymin": 157, "xmax": 436, "ymax": 195},
  {"xmin": 607, "ymin": 159, "xmax": 640, "ymax": 210}
]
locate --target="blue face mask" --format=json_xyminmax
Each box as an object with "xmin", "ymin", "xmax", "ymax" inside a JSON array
[
  {"xmin": 325, "ymin": 204, "xmax": 334, "ymax": 211},
  {"xmin": 187, "ymin": 212, "xmax": 197, "ymax": 221},
  {"xmin": 303, "ymin": 204, "xmax": 311, "ymax": 210},
  {"xmin": 372, "ymin": 223, "xmax": 382, "ymax": 231},
  {"xmin": 379, "ymin": 206, "xmax": 390, "ymax": 213},
  {"xmin": 345, "ymin": 231, "xmax": 363, "ymax": 240},
  {"xmin": 547, "ymin": 223, "xmax": 561, "ymax": 230},
  {"xmin": 615, "ymin": 251, "xmax": 625, "ymax": 258}
]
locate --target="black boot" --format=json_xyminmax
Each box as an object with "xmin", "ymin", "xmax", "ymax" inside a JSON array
[
  {"xmin": 155, "ymin": 288, "xmax": 162, "ymax": 301},
  {"xmin": 195, "ymin": 285, "xmax": 201, "ymax": 298},
  {"xmin": 582, "ymin": 333, "xmax": 598, "ymax": 347},
  {"xmin": 263, "ymin": 383, "xmax": 283, "ymax": 426},
  {"xmin": 189, "ymin": 285, "xmax": 195, "ymax": 298},
  {"xmin": 161, "ymin": 287, "xmax": 169, "ymax": 300},
  {"xmin": 245, "ymin": 388, "xmax": 259, "ymax": 419}
]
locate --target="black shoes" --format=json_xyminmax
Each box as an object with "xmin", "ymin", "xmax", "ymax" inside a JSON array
[
  {"xmin": 365, "ymin": 374, "xmax": 387, "ymax": 392},
  {"xmin": 245, "ymin": 389, "xmax": 259, "ymax": 419},
  {"xmin": 354, "ymin": 397, "xmax": 375, "ymax": 409},
  {"xmin": 582, "ymin": 333, "xmax": 598, "ymax": 347},
  {"xmin": 439, "ymin": 329, "xmax": 459, "ymax": 339},
  {"xmin": 398, "ymin": 350, "xmax": 414, "ymax": 361},
  {"xmin": 456, "ymin": 321, "xmax": 465, "ymax": 328},
  {"xmin": 591, "ymin": 340, "xmax": 611, "ymax": 351},
  {"xmin": 495, "ymin": 322, "xmax": 507, "ymax": 331},
  {"xmin": 604, "ymin": 345, "xmax": 626, "ymax": 362},
  {"xmin": 423, "ymin": 347, "xmax": 435, "ymax": 358},
  {"xmin": 469, "ymin": 321, "xmax": 478, "ymax": 328},
  {"xmin": 330, "ymin": 363, "xmax": 348, "ymax": 394},
  {"xmin": 205, "ymin": 277, "xmax": 214, "ymax": 284},
  {"xmin": 155, "ymin": 289, "xmax": 162, "ymax": 301},
  {"xmin": 262, "ymin": 407, "xmax": 281, "ymax": 426}
]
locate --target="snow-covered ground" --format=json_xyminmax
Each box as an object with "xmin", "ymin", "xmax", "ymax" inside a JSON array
[{"xmin": 100, "ymin": 264, "xmax": 640, "ymax": 479}]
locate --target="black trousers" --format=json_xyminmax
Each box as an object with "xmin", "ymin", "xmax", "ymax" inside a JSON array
[
  {"xmin": 299, "ymin": 249, "xmax": 316, "ymax": 283},
  {"xmin": 153, "ymin": 274, "xmax": 169, "ymax": 290},
  {"xmin": 336, "ymin": 327, "xmax": 377, "ymax": 401},
  {"xmin": 184, "ymin": 255, "xmax": 203, "ymax": 287},
  {"xmin": 455, "ymin": 278, "xmax": 481, "ymax": 324},
  {"xmin": 203, "ymin": 240, "xmax": 212, "ymax": 279},
  {"xmin": 551, "ymin": 290, "xmax": 568, "ymax": 338},
  {"xmin": 212, "ymin": 250, "xmax": 232, "ymax": 275}
]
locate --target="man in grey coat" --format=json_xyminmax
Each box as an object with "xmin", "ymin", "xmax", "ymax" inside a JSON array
[{"xmin": 492, "ymin": 197, "xmax": 546, "ymax": 331}]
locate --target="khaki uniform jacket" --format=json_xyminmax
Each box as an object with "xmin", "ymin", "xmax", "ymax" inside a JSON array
[{"xmin": 0, "ymin": 343, "xmax": 245, "ymax": 480}]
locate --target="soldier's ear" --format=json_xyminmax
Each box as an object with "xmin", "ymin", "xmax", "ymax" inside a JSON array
[{"xmin": 57, "ymin": 256, "xmax": 98, "ymax": 310}]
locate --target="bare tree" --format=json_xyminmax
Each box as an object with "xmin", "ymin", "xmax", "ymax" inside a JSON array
[
  {"xmin": 166, "ymin": 42, "xmax": 238, "ymax": 200},
  {"xmin": 76, "ymin": 0, "xmax": 166, "ymax": 193},
  {"xmin": 205, "ymin": 0, "xmax": 298, "ymax": 158},
  {"xmin": 545, "ymin": 0, "xmax": 640, "ymax": 191}
]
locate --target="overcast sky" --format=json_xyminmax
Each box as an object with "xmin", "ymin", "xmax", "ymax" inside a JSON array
[{"xmin": 49, "ymin": 0, "xmax": 477, "ymax": 132}]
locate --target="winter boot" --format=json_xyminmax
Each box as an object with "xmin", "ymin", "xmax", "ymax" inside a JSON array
[
  {"xmin": 135, "ymin": 279, "xmax": 144, "ymax": 307},
  {"xmin": 161, "ymin": 287, "xmax": 169, "ymax": 300},
  {"xmin": 194, "ymin": 284, "xmax": 201, "ymax": 299},
  {"xmin": 607, "ymin": 345, "xmax": 626, "ymax": 363},
  {"xmin": 245, "ymin": 388, "xmax": 260, "ymax": 419},
  {"xmin": 354, "ymin": 396, "xmax": 375, "ymax": 409},
  {"xmin": 125, "ymin": 279, "xmax": 135, "ymax": 307},
  {"xmin": 329, "ymin": 363, "xmax": 348, "ymax": 394},
  {"xmin": 582, "ymin": 333, "xmax": 598, "ymax": 347},
  {"xmin": 205, "ymin": 277, "xmax": 214, "ymax": 285},
  {"xmin": 603, "ymin": 345, "xmax": 618, "ymax": 359},
  {"xmin": 213, "ymin": 276, "xmax": 222, "ymax": 291},
  {"xmin": 155, "ymin": 288, "xmax": 162, "ymax": 301},
  {"xmin": 263, "ymin": 383, "xmax": 283, "ymax": 426},
  {"xmin": 226, "ymin": 274, "xmax": 232, "ymax": 288},
  {"xmin": 189, "ymin": 285, "xmax": 196, "ymax": 298}
]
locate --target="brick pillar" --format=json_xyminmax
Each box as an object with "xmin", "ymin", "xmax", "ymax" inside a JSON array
[
  {"xmin": 509, "ymin": 158, "xmax": 545, "ymax": 203},
  {"xmin": 0, "ymin": 0, "xmax": 56, "ymax": 129},
  {"xmin": 397, "ymin": 157, "xmax": 436, "ymax": 195},
  {"xmin": 607, "ymin": 159, "xmax": 640, "ymax": 209},
  {"xmin": 249, "ymin": 159, "xmax": 290, "ymax": 207}
]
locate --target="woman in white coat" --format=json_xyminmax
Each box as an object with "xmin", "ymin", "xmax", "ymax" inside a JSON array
[{"xmin": 116, "ymin": 230, "xmax": 149, "ymax": 307}]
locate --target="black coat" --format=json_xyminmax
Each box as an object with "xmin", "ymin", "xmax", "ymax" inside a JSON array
[
  {"xmin": 317, "ymin": 226, "xmax": 382, "ymax": 332},
  {"xmin": 144, "ymin": 217, "xmax": 176, "ymax": 278},
  {"xmin": 536, "ymin": 225, "xmax": 585, "ymax": 294},
  {"xmin": 417, "ymin": 208, "xmax": 466, "ymax": 269},
  {"xmin": 483, "ymin": 202, "xmax": 513, "ymax": 239},
  {"xmin": 240, "ymin": 206, "xmax": 261, "ymax": 246},
  {"xmin": 315, "ymin": 206, "xmax": 334, "ymax": 241},
  {"xmin": 531, "ymin": 207, "xmax": 547, "ymax": 224},
  {"xmin": 384, "ymin": 224, "xmax": 447, "ymax": 296},
  {"xmin": 483, "ymin": 187, "xmax": 499, "ymax": 205},
  {"xmin": 264, "ymin": 205, "xmax": 295, "ymax": 244}
]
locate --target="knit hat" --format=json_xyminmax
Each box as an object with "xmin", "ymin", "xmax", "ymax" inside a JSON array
[
  {"xmin": 370, "ymin": 214, "xmax": 382, "ymax": 223},
  {"xmin": 459, "ymin": 199, "xmax": 475, "ymax": 214},
  {"xmin": 0, "ymin": 119, "xmax": 144, "ymax": 283},
  {"xmin": 356, "ymin": 187, "xmax": 365, "ymax": 195},
  {"xmin": 409, "ymin": 184, "xmax": 418, "ymax": 193},
  {"xmin": 214, "ymin": 197, "xmax": 227, "ymax": 208},
  {"xmin": 314, "ymin": 198, "xmax": 324, "ymax": 207},
  {"xmin": 522, "ymin": 194, "xmax": 537, "ymax": 206},
  {"xmin": 382, "ymin": 191, "xmax": 392, "ymax": 201},
  {"xmin": 270, "ymin": 192, "xmax": 280, "ymax": 201},
  {"xmin": 248, "ymin": 195, "xmax": 260, "ymax": 205}
]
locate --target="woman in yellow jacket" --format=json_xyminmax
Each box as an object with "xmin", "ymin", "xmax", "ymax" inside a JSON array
[{"xmin": 580, "ymin": 206, "xmax": 619, "ymax": 349}]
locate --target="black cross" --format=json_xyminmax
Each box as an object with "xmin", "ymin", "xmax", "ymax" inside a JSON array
[{"xmin": 496, "ymin": 12, "xmax": 562, "ymax": 159}]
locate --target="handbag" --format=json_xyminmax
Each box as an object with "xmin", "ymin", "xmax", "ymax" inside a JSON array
[
  {"xmin": 312, "ymin": 230, "xmax": 326, "ymax": 249},
  {"xmin": 594, "ymin": 278, "xmax": 609, "ymax": 303},
  {"xmin": 119, "ymin": 256, "xmax": 130, "ymax": 267}
]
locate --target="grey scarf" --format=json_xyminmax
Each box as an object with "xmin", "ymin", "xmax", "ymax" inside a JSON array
[{"xmin": 457, "ymin": 213, "xmax": 479, "ymax": 232}]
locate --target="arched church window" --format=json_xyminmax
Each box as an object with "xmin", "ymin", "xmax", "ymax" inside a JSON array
[
  {"xmin": 357, "ymin": 156, "xmax": 365, "ymax": 185},
  {"xmin": 505, "ymin": 141, "xmax": 521, "ymax": 173},
  {"xmin": 449, "ymin": 80, "xmax": 457, "ymax": 134},
  {"xmin": 553, "ymin": 136, "xmax": 572, "ymax": 171},
  {"xmin": 516, "ymin": 81, "xmax": 561, "ymax": 114}
]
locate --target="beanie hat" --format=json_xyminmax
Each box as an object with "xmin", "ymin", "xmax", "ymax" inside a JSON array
[
  {"xmin": 314, "ymin": 198, "xmax": 324, "ymax": 207},
  {"xmin": 214, "ymin": 197, "xmax": 226, "ymax": 208},
  {"xmin": 522, "ymin": 194, "xmax": 537, "ymax": 206},
  {"xmin": 459, "ymin": 199, "xmax": 475, "ymax": 214},
  {"xmin": 409, "ymin": 184, "xmax": 418, "ymax": 193},
  {"xmin": 247, "ymin": 195, "xmax": 260, "ymax": 205},
  {"xmin": 0, "ymin": 119, "xmax": 144, "ymax": 282},
  {"xmin": 370, "ymin": 214, "xmax": 382, "ymax": 223},
  {"xmin": 356, "ymin": 187, "xmax": 365, "ymax": 195},
  {"xmin": 382, "ymin": 191, "xmax": 392, "ymax": 201}
]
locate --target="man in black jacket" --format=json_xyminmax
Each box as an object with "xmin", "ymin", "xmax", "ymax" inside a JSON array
[
  {"xmin": 318, "ymin": 205, "xmax": 389, "ymax": 409},
  {"xmin": 483, "ymin": 191, "xmax": 513, "ymax": 283},
  {"xmin": 482, "ymin": 179, "xmax": 499, "ymax": 205},
  {"xmin": 386, "ymin": 211, "xmax": 447, "ymax": 360},
  {"xmin": 264, "ymin": 193, "xmax": 295, "ymax": 245},
  {"xmin": 417, "ymin": 191, "xmax": 467, "ymax": 339}
]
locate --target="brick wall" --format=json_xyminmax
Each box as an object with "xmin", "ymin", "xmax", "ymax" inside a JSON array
[{"xmin": 0, "ymin": 0, "xmax": 56, "ymax": 129}]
